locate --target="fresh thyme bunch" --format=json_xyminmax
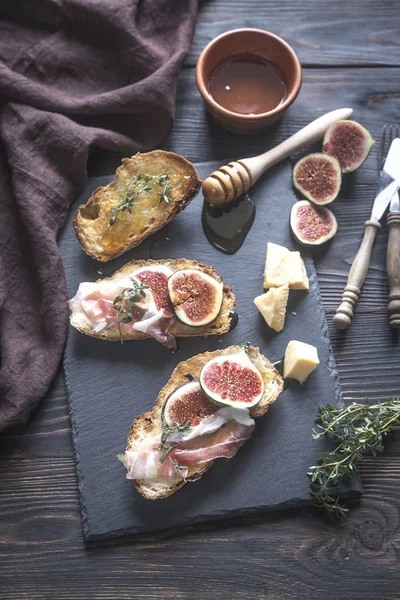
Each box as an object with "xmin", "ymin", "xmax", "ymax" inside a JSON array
[{"xmin": 308, "ymin": 399, "xmax": 400, "ymax": 516}]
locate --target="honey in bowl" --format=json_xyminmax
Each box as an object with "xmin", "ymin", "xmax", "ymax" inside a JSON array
[{"xmin": 208, "ymin": 53, "xmax": 287, "ymax": 115}]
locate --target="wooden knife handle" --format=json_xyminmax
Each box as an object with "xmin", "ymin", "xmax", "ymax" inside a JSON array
[
  {"xmin": 333, "ymin": 220, "xmax": 381, "ymax": 329},
  {"xmin": 387, "ymin": 212, "xmax": 400, "ymax": 329}
]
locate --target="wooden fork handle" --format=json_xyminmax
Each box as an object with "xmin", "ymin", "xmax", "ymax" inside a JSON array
[
  {"xmin": 387, "ymin": 212, "xmax": 400, "ymax": 329},
  {"xmin": 333, "ymin": 220, "xmax": 381, "ymax": 329}
]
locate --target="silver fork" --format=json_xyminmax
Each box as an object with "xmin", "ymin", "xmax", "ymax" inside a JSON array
[
  {"xmin": 378, "ymin": 125, "xmax": 399, "ymax": 172},
  {"xmin": 383, "ymin": 125, "xmax": 400, "ymax": 328}
]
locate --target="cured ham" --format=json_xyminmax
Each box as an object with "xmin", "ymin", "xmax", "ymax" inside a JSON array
[
  {"xmin": 69, "ymin": 265, "xmax": 176, "ymax": 347},
  {"xmin": 172, "ymin": 420, "xmax": 254, "ymax": 465},
  {"xmin": 119, "ymin": 407, "xmax": 255, "ymax": 480},
  {"xmin": 119, "ymin": 448, "xmax": 189, "ymax": 480},
  {"xmin": 131, "ymin": 294, "xmax": 176, "ymax": 348}
]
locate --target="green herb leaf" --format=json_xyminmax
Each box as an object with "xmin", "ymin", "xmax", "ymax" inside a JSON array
[
  {"xmin": 136, "ymin": 173, "xmax": 152, "ymax": 182},
  {"xmin": 158, "ymin": 182, "xmax": 172, "ymax": 204},
  {"xmin": 137, "ymin": 183, "xmax": 152, "ymax": 194},
  {"xmin": 156, "ymin": 173, "xmax": 169, "ymax": 187}
]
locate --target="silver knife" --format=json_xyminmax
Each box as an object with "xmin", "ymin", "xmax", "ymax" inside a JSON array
[
  {"xmin": 387, "ymin": 185, "xmax": 400, "ymax": 328},
  {"xmin": 333, "ymin": 138, "xmax": 400, "ymax": 329},
  {"xmin": 389, "ymin": 189, "xmax": 400, "ymax": 214}
]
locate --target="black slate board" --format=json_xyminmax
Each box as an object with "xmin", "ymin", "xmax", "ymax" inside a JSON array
[{"xmin": 59, "ymin": 160, "xmax": 362, "ymax": 541}]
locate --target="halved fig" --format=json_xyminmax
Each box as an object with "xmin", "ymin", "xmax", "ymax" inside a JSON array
[
  {"xmin": 163, "ymin": 381, "xmax": 217, "ymax": 427},
  {"xmin": 293, "ymin": 153, "xmax": 341, "ymax": 205},
  {"xmin": 290, "ymin": 200, "xmax": 338, "ymax": 246},
  {"xmin": 133, "ymin": 265, "xmax": 174, "ymax": 318},
  {"xmin": 200, "ymin": 348, "xmax": 264, "ymax": 408},
  {"xmin": 168, "ymin": 269, "xmax": 223, "ymax": 327},
  {"xmin": 323, "ymin": 120, "xmax": 375, "ymax": 173}
]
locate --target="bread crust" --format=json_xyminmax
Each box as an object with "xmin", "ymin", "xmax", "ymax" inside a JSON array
[
  {"xmin": 70, "ymin": 258, "xmax": 236, "ymax": 341},
  {"xmin": 126, "ymin": 345, "xmax": 284, "ymax": 500},
  {"xmin": 73, "ymin": 151, "xmax": 201, "ymax": 262}
]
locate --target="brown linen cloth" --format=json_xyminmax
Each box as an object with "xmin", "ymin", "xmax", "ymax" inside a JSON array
[{"xmin": 0, "ymin": 0, "xmax": 198, "ymax": 430}]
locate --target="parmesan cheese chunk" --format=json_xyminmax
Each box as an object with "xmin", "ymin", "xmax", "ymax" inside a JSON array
[
  {"xmin": 254, "ymin": 284, "xmax": 289, "ymax": 332},
  {"xmin": 283, "ymin": 340, "xmax": 319, "ymax": 383},
  {"xmin": 264, "ymin": 242, "xmax": 309, "ymax": 290}
]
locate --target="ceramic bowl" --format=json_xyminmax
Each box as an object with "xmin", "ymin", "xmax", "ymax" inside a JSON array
[{"xmin": 196, "ymin": 28, "xmax": 302, "ymax": 133}]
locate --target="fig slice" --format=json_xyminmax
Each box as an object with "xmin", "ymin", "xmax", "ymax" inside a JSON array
[
  {"xmin": 163, "ymin": 381, "xmax": 218, "ymax": 428},
  {"xmin": 293, "ymin": 153, "xmax": 341, "ymax": 205},
  {"xmin": 323, "ymin": 120, "xmax": 375, "ymax": 173},
  {"xmin": 290, "ymin": 200, "xmax": 338, "ymax": 246},
  {"xmin": 200, "ymin": 348, "xmax": 264, "ymax": 409},
  {"xmin": 167, "ymin": 269, "xmax": 223, "ymax": 327},
  {"xmin": 133, "ymin": 265, "xmax": 174, "ymax": 318}
]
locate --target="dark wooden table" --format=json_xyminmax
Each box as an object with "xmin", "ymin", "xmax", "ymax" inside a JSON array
[{"xmin": 1, "ymin": 1, "xmax": 400, "ymax": 598}]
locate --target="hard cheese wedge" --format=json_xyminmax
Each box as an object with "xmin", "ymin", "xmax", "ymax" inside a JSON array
[
  {"xmin": 264, "ymin": 242, "xmax": 309, "ymax": 290},
  {"xmin": 254, "ymin": 284, "xmax": 289, "ymax": 332},
  {"xmin": 283, "ymin": 340, "xmax": 319, "ymax": 383}
]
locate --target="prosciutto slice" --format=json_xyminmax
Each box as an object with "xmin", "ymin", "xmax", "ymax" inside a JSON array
[
  {"xmin": 132, "ymin": 296, "xmax": 176, "ymax": 349},
  {"xmin": 119, "ymin": 449, "xmax": 189, "ymax": 480},
  {"xmin": 119, "ymin": 409, "xmax": 255, "ymax": 480},
  {"xmin": 69, "ymin": 267, "xmax": 176, "ymax": 347},
  {"xmin": 172, "ymin": 420, "xmax": 254, "ymax": 465}
]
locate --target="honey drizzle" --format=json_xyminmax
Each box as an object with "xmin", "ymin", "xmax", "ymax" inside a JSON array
[{"xmin": 100, "ymin": 173, "xmax": 179, "ymax": 254}]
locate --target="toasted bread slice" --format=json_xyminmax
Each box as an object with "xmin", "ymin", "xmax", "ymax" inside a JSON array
[
  {"xmin": 74, "ymin": 151, "xmax": 201, "ymax": 262},
  {"xmin": 127, "ymin": 345, "xmax": 284, "ymax": 500},
  {"xmin": 70, "ymin": 258, "xmax": 236, "ymax": 341}
]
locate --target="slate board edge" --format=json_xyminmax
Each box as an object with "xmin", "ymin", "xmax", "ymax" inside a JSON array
[
  {"xmin": 82, "ymin": 498, "xmax": 316, "ymax": 542},
  {"xmin": 307, "ymin": 260, "xmax": 344, "ymax": 410},
  {"xmin": 63, "ymin": 343, "xmax": 91, "ymax": 541},
  {"xmin": 84, "ymin": 488, "xmax": 363, "ymax": 543}
]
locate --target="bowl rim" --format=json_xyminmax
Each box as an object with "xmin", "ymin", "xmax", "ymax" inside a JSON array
[{"xmin": 195, "ymin": 28, "xmax": 302, "ymax": 121}]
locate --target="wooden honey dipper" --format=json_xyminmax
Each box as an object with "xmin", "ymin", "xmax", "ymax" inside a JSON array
[{"xmin": 202, "ymin": 108, "xmax": 353, "ymax": 206}]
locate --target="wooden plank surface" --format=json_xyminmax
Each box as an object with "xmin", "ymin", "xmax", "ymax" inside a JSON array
[
  {"xmin": 0, "ymin": 456, "xmax": 399, "ymax": 599},
  {"xmin": 1, "ymin": 0, "xmax": 400, "ymax": 597},
  {"xmin": 192, "ymin": 0, "xmax": 400, "ymax": 67}
]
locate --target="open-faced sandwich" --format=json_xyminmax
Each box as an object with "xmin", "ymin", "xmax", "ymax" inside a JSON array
[
  {"xmin": 118, "ymin": 344, "xmax": 284, "ymax": 499},
  {"xmin": 69, "ymin": 259, "xmax": 236, "ymax": 348},
  {"xmin": 74, "ymin": 151, "xmax": 201, "ymax": 262}
]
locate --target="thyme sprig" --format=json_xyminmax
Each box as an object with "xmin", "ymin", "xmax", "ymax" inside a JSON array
[
  {"xmin": 156, "ymin": 173, "xmax": 172, "ymax": 204},
  {"xmin": 108, "ymin": 282, "xmax": 149, "ymax": 342},
  {"xmin": 157, "ymin": 419, "xmax": 191, "ymax": 480},
  {"xmin": 308, "ymin": 399, "xmax": 400, "ymax": 516},
  {"xmin": 110, "ymin": 184, "xmax": 136, "ymax": 225},
  {"xmin": 135, "ymin": 173, "xmax": 153, "ymax": 195},
  {"xmin": 109, "ymin": 172, "xmax": 171, "ymax": 225}
]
